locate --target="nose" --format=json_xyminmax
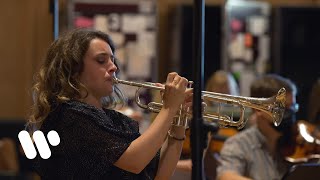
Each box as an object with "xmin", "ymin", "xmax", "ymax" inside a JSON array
[{"xmin": 108, "ymin": 60, "xmax": 117, "ymax": 74}]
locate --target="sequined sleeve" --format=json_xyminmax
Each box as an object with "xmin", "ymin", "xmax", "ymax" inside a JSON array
[{"xmin": 57, "ymin": 103, "xmax": 140, "ymax": 176}]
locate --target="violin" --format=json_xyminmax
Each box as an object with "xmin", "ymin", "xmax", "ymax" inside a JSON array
[
  {"xmin": 182, "ymin": 105, "xmax": 242, "ymax": 156},
  {"xmin": 208, "ymin": 128, "xmax": 238, "ymax": 153},
  {"xmin": 182, "ymin": 127, "xmax": 238, "ymax": 157},
  {"xmin": 181, "ymin": 129, "xmax": 191, "ymax": 157},
  {"xmin": 285, "ymin": 120, "xmax": 320, "ymax": 163}
]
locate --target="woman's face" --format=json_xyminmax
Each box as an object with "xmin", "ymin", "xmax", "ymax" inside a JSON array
[{"xmin": 79, "ymin": 38, "xmax": 117, "ymax": 100}]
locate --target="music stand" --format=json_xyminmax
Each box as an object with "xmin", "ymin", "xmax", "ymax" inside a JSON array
[{"xmin": 282, "ymin": 163, "xmax": 320, "ymax": 180}]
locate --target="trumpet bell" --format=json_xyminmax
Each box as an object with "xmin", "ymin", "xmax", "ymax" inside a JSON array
[
  {"xmin": 201, "ymin": 87, "xmax": 286, "ymax": 128},
  {"xmin": 271, "ymin": 87, "xmax": 287, "ymax": 126}
]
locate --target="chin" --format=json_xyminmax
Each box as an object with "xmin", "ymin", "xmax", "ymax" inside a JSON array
[{"xmin": 105, "ymin": 88, "xmax": 114, "ymax": 96}]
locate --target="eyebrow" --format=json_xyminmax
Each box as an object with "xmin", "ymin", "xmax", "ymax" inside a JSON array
[{"xmin": 95, "ymin": 52, "xmax": 113, "ymax": 56}]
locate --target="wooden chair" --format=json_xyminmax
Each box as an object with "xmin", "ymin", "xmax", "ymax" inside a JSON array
[{"xmin": 0, "ymin": 138, "xmax": 19, "ymax": 175}]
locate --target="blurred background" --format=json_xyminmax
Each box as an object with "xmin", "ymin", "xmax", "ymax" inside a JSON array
[{"xmin": 1, "ymin": 0, "xmax": 320, "ymax": 179}]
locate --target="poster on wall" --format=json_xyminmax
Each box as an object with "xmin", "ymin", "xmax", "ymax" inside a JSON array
[{"xmin": 223, "ymin": 0, "xmax": 270, "ymax": 96}]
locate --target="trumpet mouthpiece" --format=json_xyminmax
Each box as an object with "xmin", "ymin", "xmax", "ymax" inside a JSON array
[{"xmin": 112, "ymin": 76, "xmax": 119, "ymax": 84}]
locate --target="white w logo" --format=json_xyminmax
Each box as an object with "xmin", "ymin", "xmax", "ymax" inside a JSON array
[{"xmin": 18, "ymin": 130, "xmax": 60, "ymax": 159}]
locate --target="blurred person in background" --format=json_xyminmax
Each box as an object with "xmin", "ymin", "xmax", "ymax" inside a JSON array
[{"xmin": 216, "ymin": 74, "xmax": 298, "ymax": 180}]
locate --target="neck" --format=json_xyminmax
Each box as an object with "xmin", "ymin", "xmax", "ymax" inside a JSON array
[{"xmin": 81, "ymin": 94, "xmax": 102, "ymax": 109}]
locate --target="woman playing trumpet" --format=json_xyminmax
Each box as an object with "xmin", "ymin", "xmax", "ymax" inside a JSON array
[{"xmin": 28, "ymin": 28, "xmax": 192, "ymax": 179}]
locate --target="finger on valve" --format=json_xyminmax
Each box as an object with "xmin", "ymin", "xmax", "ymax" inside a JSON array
[{"xmin": 166, "ymin": 72, "xmax": 178, "ymax": 85}]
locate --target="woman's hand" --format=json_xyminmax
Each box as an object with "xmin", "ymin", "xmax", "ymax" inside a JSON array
[{"xmin": 162, "ymin": 72, "xmax": 189, "ymax": 114}]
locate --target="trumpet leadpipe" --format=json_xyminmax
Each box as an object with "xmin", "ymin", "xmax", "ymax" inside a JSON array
[{"xmin": 112, "ymin": 77, "xmax": 163, "ymax": 90}]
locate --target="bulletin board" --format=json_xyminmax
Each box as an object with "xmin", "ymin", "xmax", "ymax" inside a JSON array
[
  {"xmin": 222, "ymin": 0, "xmax": 271, "ymax": 96},
  {"xmin": 67, "ymin": 0, "xmax": 158, "ymax": 113}
]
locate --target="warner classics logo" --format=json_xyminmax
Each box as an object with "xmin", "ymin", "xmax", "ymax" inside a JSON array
[{"xmin": 18, "ymin": 130, "xmax": 60, "ymax": 159}]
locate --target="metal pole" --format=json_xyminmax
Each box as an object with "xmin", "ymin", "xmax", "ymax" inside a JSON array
[
  {"xmin": 53, "ymin": 0, "xmax": 59, "ymax": 40},
  {"xmin": 191, "ymin": 0, "xmax": 205, "ymax": 179}
]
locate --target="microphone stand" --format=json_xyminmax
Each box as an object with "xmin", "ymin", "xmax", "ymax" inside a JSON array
[
  {"xmin": 191, "ymin": 0, "xmax": 206, "ymax": 179},
  {"xmin": 50, "ymin": 0, "xmax": 59, "ymax": 40}
]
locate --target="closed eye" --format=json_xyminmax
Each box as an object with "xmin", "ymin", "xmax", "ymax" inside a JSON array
[
  {"xmin": 95, "ymin": 53, "xmax": 114, "ymax": 64},
  {"xmin": 96, "ymin": 56, "xmax": 106, "ymax": 64}
]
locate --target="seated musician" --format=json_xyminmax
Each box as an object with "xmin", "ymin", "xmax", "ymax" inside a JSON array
[{"xmin": 216, "ymin": 74, "xmax": 298, "ymax": 180}]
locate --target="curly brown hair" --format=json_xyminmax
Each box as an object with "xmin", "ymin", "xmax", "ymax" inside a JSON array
[{"xmin": 28, "ymin": 28, "xmax": 124, "ymax": 129}]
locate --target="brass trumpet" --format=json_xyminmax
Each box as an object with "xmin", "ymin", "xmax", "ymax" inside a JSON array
[{"xmin": 112, "ymin": 77, "xmax": 286, "ymax": 129}]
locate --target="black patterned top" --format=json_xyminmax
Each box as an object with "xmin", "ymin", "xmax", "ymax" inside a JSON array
[{"xmin": 34, "ymin": 100, "xmax": 159, "ymax": 180}]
